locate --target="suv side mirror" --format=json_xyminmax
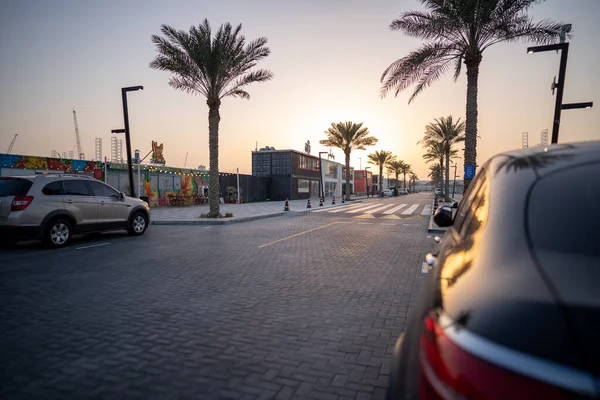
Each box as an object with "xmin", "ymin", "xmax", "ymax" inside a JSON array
[
  {"xmin": 450, "ymin": 201, "xmax": 459, "ymax": 209},
  {"xmin": 433, "ymin": 206, "xmax": 453, "ymax": 227},
  {"xmin": 119, "ymin": 192, "xmax": 125, "ymax": 201}
]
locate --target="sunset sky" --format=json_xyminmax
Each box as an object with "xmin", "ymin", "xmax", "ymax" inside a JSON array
[{"xmin": 1, "ymin": 0, "xmax": 599, "ymax": 179}]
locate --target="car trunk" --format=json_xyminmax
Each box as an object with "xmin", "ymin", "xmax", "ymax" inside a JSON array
[{"xmin": 0, "ymin": 177, "xmax": 33, "ymax": 221}]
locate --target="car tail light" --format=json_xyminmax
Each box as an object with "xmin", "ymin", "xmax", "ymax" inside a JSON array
[
  {"xmin": 11, "ymin": 196, "xmax": 34, "ymax": 211},
  {"xmin": 419, "ymin": 313, "xmax": 586, "ymax": 400}
]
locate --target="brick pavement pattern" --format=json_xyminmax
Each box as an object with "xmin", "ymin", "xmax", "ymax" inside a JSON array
[{"xmin": 0, "ymin": 213, "xmax": 433, "ymax": 400}]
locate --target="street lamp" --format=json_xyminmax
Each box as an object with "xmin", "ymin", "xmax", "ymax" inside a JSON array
[
  {"xmin": 527, "ymin": 35, "xmax": 593, "ymax": 144},
  {"xmin": 112, "ymin": 85, "xmax": 144, "ymax": 197},
  {"xmin": 318, "ymin": 151, "xmax": 328, "ymax": 200}
]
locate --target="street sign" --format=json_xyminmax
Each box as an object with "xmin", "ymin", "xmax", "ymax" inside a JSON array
[{"xmin": 464, "ymin": 165, "xmax": 476, "ymax": 179}]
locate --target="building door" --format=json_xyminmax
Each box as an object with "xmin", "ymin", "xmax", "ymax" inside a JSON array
[{"xmin": 311, "ymin": 181, "xmax": 320, "ymax": 198}]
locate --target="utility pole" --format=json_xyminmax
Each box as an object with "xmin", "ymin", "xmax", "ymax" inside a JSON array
[{"xmin": 452, "ymin": 164, "xmax": 458, "ymax": 198}]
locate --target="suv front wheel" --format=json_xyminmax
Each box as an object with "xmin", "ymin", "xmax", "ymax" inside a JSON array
[
  {"xmin": 44, "ymin": 218, "xmax": 72, "ymax": 248},
  {"xmin": 127, "ymin": 211, "xmax": 148, "ymax": 236}
]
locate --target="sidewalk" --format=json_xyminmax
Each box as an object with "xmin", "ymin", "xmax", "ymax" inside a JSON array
[{"xmin": 151, "ymin": 197, "xmax": 365, "ymax": 225}]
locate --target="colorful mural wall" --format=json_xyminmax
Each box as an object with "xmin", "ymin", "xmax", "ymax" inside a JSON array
[{"xmin": 0, "ymin": 153, "xmax": 104, "ymax": 179}]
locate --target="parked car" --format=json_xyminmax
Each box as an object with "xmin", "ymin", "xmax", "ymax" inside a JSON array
[
  {"xmin": 387, "ymin": 141, "xmax": 600, "ymax": 399},
  {"xmin": 382, "ymin": 189, "xmax": 393, "ymax": 197},
  {"xmin": 0, "ymin": 175, "xmax": 150, "ymax": 248},
  {"xmin": 434, "ymin": 188, "xmax": 442, "ymax": 195},
  {"xmin": 398, "ymin": 188, "xmax": 408, "ymax": 195}
]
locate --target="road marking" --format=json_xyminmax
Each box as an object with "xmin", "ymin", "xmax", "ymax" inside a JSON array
[
  {"xmin": 383, "ymin": 204, "xmax": 407, "ymax": 214},
  {"xmin": 364, "ymin": 204, "xmax": 394, "ymax": 214},
  {"xmin": 380, "ymin": 223, "xmax": 396, "ymax": 226},
  {"xmin": 346, "ymin": 203, "xmax": 385, "ymax": 214},
  {"xmin": 204, "ymin": 226, "xmax": 212, "ymax": 229},
  {"xmin": 402, "ymin": 204, "xmax": 419, "ymax": 215},
  {"xmin": 311, "ymin": 203, "xmax": 358, "ymax": 213},
  {"xmin": 381, "ymin": 214, "xmax": 402, "ymax": 220},
  {"xmin": 325, "ymin": 203, "xmax": 366, "ymax": 213},
  {"xmin": 76, "ymin": 242, "xmax": 111, "ymax": 250},
  {"xmin": 358, "ymin": 222, "xmax": 373, "ymax": 225},
  {"xmin": 421, "ymin": 205, "xmax": 432, "ymax": 215},
  {"xmin": 422, "ymin": 262, "xmax": 429, "ymax": 273},
  {"xmin": 353, "ymin": 213, "xmax": 376, "ymax": 219},
  {"xmin": 258, "ymin": 222, "xmax": 338, "ymax": 248}
]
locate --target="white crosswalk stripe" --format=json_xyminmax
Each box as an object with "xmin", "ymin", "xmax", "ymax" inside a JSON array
[
  {"xmin": 327, "ymin": 203, "xmax": 366, "ymax": 213},
  {"xmin": 383, "ymin": 204, "xmax": 407, "ymax": 214},
  {"xmin": 346, "ymin": 203, "xmax": 386, "ymax": 213},
  {"xmin": 401, "ymin": 204, "xmax": 419, "ymax": 215},
  {"xmin": 364, "ymin": 204, "xmax": 394, "ymax": 214},
  {"xmin": 421, "ymin": 205, "xmax": 432, "ymax": 215},
  {"xmin": 311, "ymin": 203, "xmax": 362, "ymax": 213}
]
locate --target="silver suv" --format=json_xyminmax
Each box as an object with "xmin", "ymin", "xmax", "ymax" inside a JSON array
[{"xmin": 0, "ymin": 175, "xmax": 150, "ymax": 248}]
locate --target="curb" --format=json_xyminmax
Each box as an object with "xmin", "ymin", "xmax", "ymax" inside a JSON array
[{"xmin": 151, "ymin": 200, "xmax": 364, "ymax": 226}]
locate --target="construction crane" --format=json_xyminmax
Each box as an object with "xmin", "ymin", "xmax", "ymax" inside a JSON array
[
  {"xmin": 72, "ymin": 109, "xmax": 85, "ymax": 160},
  {"xmin": 184, "ymin": 152, "xmax": 188, "ymax": 167},
  {"xmin": 7, "ymin": 134, "xmax": 18, "ymax": 154}
]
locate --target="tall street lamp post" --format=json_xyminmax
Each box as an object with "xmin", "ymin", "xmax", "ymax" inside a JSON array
[
  {"xmin": 112, "ymin": 86, "xmax": 144, "ymax": 197},
  {"xmin": 451, "ymin": 163, "xmax": 458, "ymax": 198},
  {"xmin": 527, "ymin": 39, "xmax": 593, "ymax": 144},
  {"xmin": 318, "ymin": 151, "xmax": 328, "ymax": 200}
]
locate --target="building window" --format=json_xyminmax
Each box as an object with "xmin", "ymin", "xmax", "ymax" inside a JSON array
[
  {"xmin": 325, "ymin": 162, "xmax": 338, "ymax": 178},
  {"xmin": 298, "ymin": 155, "xmax": 318, "ymax": 171},
  {"xmin": 298, "ymin": 179, "xmax": 310, "ymax": 193}
]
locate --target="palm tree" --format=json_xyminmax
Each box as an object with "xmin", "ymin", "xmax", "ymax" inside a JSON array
[
  {"xmin": 409, "ymin": 172, "xmax": 419, "ymax": 192},
  {"xmin": 368, "ymin": 151, "xmax": 395, "ymax": 196},
  {"xmin": 386, "ymin": 160, "xmax": 404, "ymax": 191},
  {"xmin": 422, "ymin": 141, "xmax": 446, "ymax": 194},
  {"xmin": 428, "ymin": 164, "xmax": 443, "ymax": 186},
  {"xmin": 320, "ymin": 122, "xmax": 378, "ymax": 200},
  {"xmin": 422, "ymin": 116, "xmax": 465, "ymax": 201},
  {"xmin": 380, "ymin": 0, "xmax": 563, "ymax": 191},
  {"xmin": 399, "ymin": 162, "xmax": 412, "ymax": 190},
  {"xmin": 150, "ymin": 20, "xmax": 273, "ymax": 217}
]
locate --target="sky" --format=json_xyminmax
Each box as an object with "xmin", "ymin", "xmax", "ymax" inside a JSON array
[{"xmin": 1, "ymin": 0, "xmax": 599, "ymax": 179}]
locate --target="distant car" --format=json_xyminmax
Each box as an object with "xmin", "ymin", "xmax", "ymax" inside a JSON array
[
  {"xmin": 0, "ymin": 175, "xmax": 150, "ymax": 248},
  {"xmin": 398, "ymin": 188, "xmax": 408, "ymax": 195},
  {"xmin": 382, "ymin": 189, "xmax": 393, "ymax": 197},
  {"xmin": 386, "ymin": 141, "xmax": 600, "ymax": 399},
  {"xmin": 434, "ymin": 188, "xmax": 442, "ymax": 195}
]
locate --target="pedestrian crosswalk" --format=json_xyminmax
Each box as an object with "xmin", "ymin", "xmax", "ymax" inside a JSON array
[{"xmin": 311, "ymin": 202, "xmax": 433, "ymax": 218}]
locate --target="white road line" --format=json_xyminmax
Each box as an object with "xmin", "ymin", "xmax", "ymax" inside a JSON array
[
  {"xmin": 346, "ymin": 203, "xmax": 385, "ymax": 214},
  {"xmin": 76, "ymin": 242, "xmax": 111, "ymax": 250},
  {"xmin": 383, "ymin": 204, "xmax": 407, "ymax": 214},
  {"xmin": 401, "ymin": 204, "xmax": 419, "ymax": 215},
  {"xmin": 358, "ymin": 222, "xmax": 373, "ymax": 225},
  {"xmin": 421, "ymin": 205, "xmax": 432, "ymax": 215},
  {"xmin": 380, "ymin": 223, "xmax": 396, "ymax": 226},
  {"xmin": 365, "ymin": 204, "xmax": 394, "ymax": 214},
  {"xmin": 326, "ymin": 203, "xmax": 366, "ymax": 213}
]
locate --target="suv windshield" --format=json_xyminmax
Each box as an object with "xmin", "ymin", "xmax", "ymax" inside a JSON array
[
  {"xmin": 0, "ymin": 178, "xmax": 33, "ymax": 196},
  {"xmin": 528, "ymin": 162, "xmax": 600, "ymax": 257}
]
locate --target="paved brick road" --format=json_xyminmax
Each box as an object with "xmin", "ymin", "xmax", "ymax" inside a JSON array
[{"xmin": 0, "ymin": 212, "xmax": 433, "ymax": 400}]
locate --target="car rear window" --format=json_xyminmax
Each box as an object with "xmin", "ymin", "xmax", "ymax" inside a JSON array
[
  {"xmin": 528, "ymin": 162, "xmax": 600, "ymax": 257},
  {"xmin": 0, "ymin": 178, "xmax": 33, "ymax": 196}
]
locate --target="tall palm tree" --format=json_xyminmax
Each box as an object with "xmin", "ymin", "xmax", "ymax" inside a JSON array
[
  {"xmin": 380, "ymin": 0, "xmax": 563, "ymax": 191},
  {"xmin": 423, "ymin": 116, "xmax": 465, "ymax": 201},
  {"xmin": 400, "ymin": 162, "xmax": 412, "ymax": 190},
  {"xmin": 368, "ymin": 151, "xmax": 395, "ymax": 196},
  {"xmin": 422, "ymin": 141, "xmax": 446, "ymax": 193},
  {"xmin": 409, "ymin": 172, "xmax": 419, "ymax": 192},
  {"xmin": 320, "ymin": 122, "xmax": 378, "ymax": 200},
  {"xmin": 386, "ymin": 160, "xmax": 404, "ymax": 190},
  {"xmin": 150, "ymin": 20, "xmax": 273, "ymax": 217}
]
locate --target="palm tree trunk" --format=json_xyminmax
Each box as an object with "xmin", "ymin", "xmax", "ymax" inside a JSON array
[
  {"xmin": 403, "ymin": 172, "xmax": 406, "ymax": 190},
  {"xmin": 464, "ymin": 61, "xmax": 480, "ymax": 193},
  {"xmin": 445, "ymin": 152, "xmax": 451, "ymax": 202},
  {"xmin": 345, "ymin": 152, "xmax": 351, "ymax": 200},
  {"xmin": 439, "ymin": 159, "xmax": 444, "ymax": 194},
  {"xmin": 379, "ymin": 166, "xmax": 383, "ymax": 195},
  {"xmin": 208, "ymin": 101, "xmax": 221, "ymax": 218}
]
